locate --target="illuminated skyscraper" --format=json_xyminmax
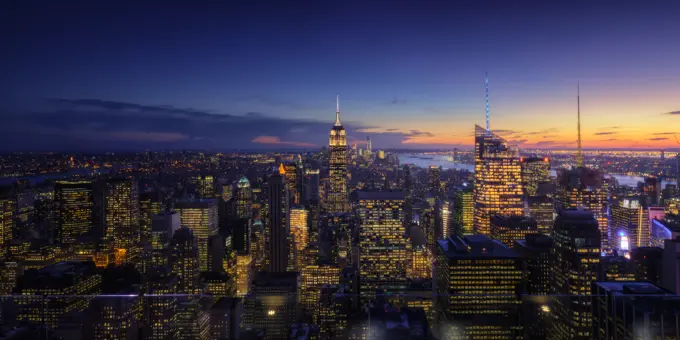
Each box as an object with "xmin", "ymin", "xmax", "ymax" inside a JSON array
[
  {"xmin": 175, "ymin": 199, "xmax": 218, "ymax": 272},
  {"xmin": 555, "ymin": 167, "xmax": 609, "ymax": 249},
  {"xmin": 16, "ymin": 261, "xmax": 101, "ymax": 330},
  {"xmin": 300, "ymin": 259, "xmax": 340, "ymax": 323},
  {"xmin": 435, "ymin": 235, "xmax": 523, "ymax": 339},
  {"xmin": 105, "ymin": 178, "xmax": 140, "ymax": 262},
  {"xmin": 170, "ymin": 226, "xmax": 200, "ymax": 294},
  {"xmin": 328, "ymin": 95, "xmax": 349, "ymax": 213},
  {"xmin": 0, "ymin": 197, "xmax": 13, "ymax": 258},
  {"xmin": 289, "ymin": 207, "xmax": 308, "ymax": 268},
  {"xmin": 439, "ymin": 198, "xmax": 453, "ymax": 239},
  {"xmin": 490, "ymin": 215, "xmax": 538, "ymax": 248},
  {"xmin": 452, "ymin": 185, "xmax": 474, "ymax": 237},
  {"xmin": 611, "ymin": 197, "xmax": 649, "ymax": 251},
  {"xmin": 236, "ymin": 253, "xmax": 253, "ymax": 297},
  {"xmin": 357, "ymin": 190, "xmax": 408, "ymax": 301},
  {"xmin": 236, "ymin": 176, "xmax": 253, "ymax": 219},
  {"xmin": 267, "ymin": 172, "xmax": 290, "ymax": 272},
  {"xmin": 283, "ymin": 163, "xmax": 300, "ymax": 205},
  {"xmin": 528, "ymin": 195, "xmax": 555, "ymax": 235},
  {"xmin": 428, "ymin": 165, "xmax": 441, "ymax": 195},
  {"xmin": 473, "ymin": 126, "xmax": 524, "ymax": 235},
  {"xmin": 520, "ymin": 157, "xmax": 551, "ymax": 196},
  {"xmin": 550, "ymin": 210, "xmax": 601, "ymax": 340},
  {"xmin": 55, "ymin": 180, "xmax": 94, "ymax": 245},
  {"xmin": 196, "ymin": 174, "xmax": 215, "ymax": 198},
  {"xmin": 148, "ymin": 212, "xmax": 180, "ymax": 271}
]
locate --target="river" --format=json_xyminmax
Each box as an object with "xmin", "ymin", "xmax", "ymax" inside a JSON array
[{"xmin": 398, "ymin": 153, "xmax": 677, "ymax": 188}]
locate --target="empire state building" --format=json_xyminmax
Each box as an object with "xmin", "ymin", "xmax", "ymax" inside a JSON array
[{"xmin": 328, "ymin": 95, "xmax": 349, "ymax": 212}]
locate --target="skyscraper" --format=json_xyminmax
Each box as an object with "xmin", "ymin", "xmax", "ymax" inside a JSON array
[
  {"xmin": 610, "ymin": 197, "xmax": 649, "ymax": 251},
  {"xmin": 283, "ymin": 163, "xmax": 300, "ymax": 205},
  {"xmin": 105, "ymin": 178, "xmax": 140, "ymax": 262},
  {"xmin": 515, "ymin": 234, "xmax": 554, "ymax": 339},
  {"xmin": 0, "ymin": 197, "xmax": 13, "ymax": 258},
  {"xmin": 289, "ymin": 207, "xmax": 308, "ymax": 267},
  {"xmin": 527, "ymin": 195, "xmax": 555, "ymax": 235},
  {"xmin": 303, "ymin": 167, "xmax": 320, "ymax": 203},
  {"xmin": 196, "ymin": 174, "xmax": 215, "ymax": 198},
  {"xmin": 236, "ymin": 176, "xmax": 253, "ymax": 219},
  {"xmin": 435, "ymin": 235, "xmax": 523, "ymax": 339},
  {"xmin": 357, "ymin": 190, "xmax": 408, "ymax": 302},
  {"xmin": 490, "ymin": 215, "xmax": 538, "ymax": 248},
  {"xmin": 473, "ymin": 126, "xmax": 524, "ymax": 235},
  {"xmin": 170, "ymin": 226, "xmax": 200, "ymax": 294},
  {"xmin": 555, "ymin": 167, "xmax": 609, "ymax": 249},
  {"xmin": 175, "ymin": 199, "xmax": 218, "ymax": 272},
  {"xmin": 550, "ymin": 210, "xmax": 601, "ymax": 340},
  {"xmin": 243, "ymin": 272, "xmax": 299, "ymax": 339},
  {"xmin": 328, "ymin": 95, "xmax": 349, "ymax": 213},
  {"xmin": 55, "ymin": 180, "xmax": 95, "ymax": 245},
  {"xmin": 520, "ymin": 157, "xmax": 551, "ymax": 196},
  {"xmin": 452, "ymin": 185, "xmax": 474, "ymax": 237},
  {"xmin": 428, "ymin": 165, "xmax": 441, "ymax": 195},
  {"xmin": 267, "ymin": 172, "xmax": 290, "ymax": 272}
]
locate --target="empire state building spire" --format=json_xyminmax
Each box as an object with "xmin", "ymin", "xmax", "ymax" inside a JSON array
[{"xmin": 334, "ymin": 94, "xmax": 341, "ymax": 126}]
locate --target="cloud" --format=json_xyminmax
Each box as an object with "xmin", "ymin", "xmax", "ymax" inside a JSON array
[
  {"xmin": 662, "ymin": 110, "xmax": 680, "ymax": 115},
  {"xmin": 525, "ymin": 128, "xmax": 559, "ymax": 135},
  {"xmin": 594, "ymin": 131, "xmax": 618, "ymax": 135},
  {"xmin": 647, "ymin": 137, "xmax": 669, "ymax": 141},
  {"xmin": 600, "ymin": 138, "xmax": 618, "ymax": 141},
  {"xmin": 405, "ymin": 130, "xmax": 433, "ymax": 137},
  {"xmin": 252, "ymin": 136, "xmax": 316, "ymax": 148},
  {"xmin": 390, "ymin": 98, "xmax": 407, "ymax": 105},
  {"xmin": 493, "ymin": 129, "xmax": 519, "ymax": 134},
  {"xmin": 652, "ymin": 132, "xmax": 676, "ymax": 135},
  {"xmin": 0, "ymin": 98, "xmax": 438, "ymax": 151},
  {"xmin": 508, "ymin": 139, "xmax": 528, "ymax": 145}
]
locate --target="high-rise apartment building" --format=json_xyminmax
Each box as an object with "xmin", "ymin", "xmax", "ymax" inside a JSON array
[
  {"xmin": 630, "ymin": 246, "xmax": 663, "ymax": 284},
  {"xmin": 236, "ymin": 176, "xmax": 253, "ymax": 219},
  {"xmin": 490, "ymin": 215, "xmax": 538, "ymax": 248},
  {"xmin": 289, "ymin": 207, "xmax": 308, "ymax": 268},
  {"xmin": 520, "ymin": 156, "xmax": 551, "ymax": 196},
  {"xmin": 175, "ymin": 199, "xmax": 218, "ymax": 272},
  {"xmin": 357, "ymin": 190, "xmax": 408, "ymax": 301},
  {"xmin": 55, "ymin": 180, "xmax": 95, "ymax": 245},
  {"xmin": 196, "ymin": 174, "xmax": 215, "ymax": 198},
  {"xmin": 267, "ymin": 172, "xmax": 290, "ymax": 272},
  {"xmin": 303, "ymin": 167, "xmax": 320, "ymax": 203},
  {"xmin": 550, "ymin": 210, "xmax": 601, "ymax": 340},
  {"xmin": 328, "ymin": 96, "xmax": 349, "ymax": 213},
  {"xmin": 473, "ymin": 126, "xmax": 524, "ymax": 235},
  {"xmin": 148, "ymin": 212, "xmax": 180, "ymax": 271},
  {"xmin": 435, "ymin": 235, "xmax": 523, "ymax": 339}
]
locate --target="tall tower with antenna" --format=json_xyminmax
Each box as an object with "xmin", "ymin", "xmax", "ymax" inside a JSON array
[
  {"xmin": 328, "ymin": 94, "xmax": 348, "ymax": 213},
  {"xmin": 485, "ymin": 72, "xmax": 491, "ymax": 133},
  {"xmin": 576, "ymin": 82, "xmax": 584, "ymax": 167}
]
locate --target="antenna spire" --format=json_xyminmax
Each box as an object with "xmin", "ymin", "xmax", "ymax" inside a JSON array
[
  {"xmin": 334, "ymin": 94, "xmax": 341, "ymax": 126},
  {"xmin": 485, "ymin": 72, "xmax": 490, "ymax": 133},
  {"xmin": 576, "ymin": 82, "xmax": 583, "ymax": 167}
]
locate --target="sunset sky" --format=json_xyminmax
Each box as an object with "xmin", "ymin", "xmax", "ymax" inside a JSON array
[{"xmin": 2, "ymin": 1, "xmax": 679, "ymax": 151}]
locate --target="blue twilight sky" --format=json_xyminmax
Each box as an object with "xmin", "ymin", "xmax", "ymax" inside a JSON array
[{"xmin": 2, "ymin": 0, "xmax": 680, "ymax": 151}]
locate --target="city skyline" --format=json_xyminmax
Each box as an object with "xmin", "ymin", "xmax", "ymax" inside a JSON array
[{"xmin": 3, "ymin": 1, "xmax": 680, "ymax": 151}]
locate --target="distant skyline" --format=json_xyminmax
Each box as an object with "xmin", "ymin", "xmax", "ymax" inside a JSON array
[{"xmin": 2, "ymin": 1, "xmax": 679, "ymax": 151}]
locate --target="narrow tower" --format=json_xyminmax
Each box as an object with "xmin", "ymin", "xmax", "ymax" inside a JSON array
[
  {"xmin": 576, "ymin": 82, "xmax": 584, "ymax": 167},
  {"xmin": 485, "ymin": 72, "xmax": 491, "ymax": 133},
  {"xmin": 328, "ymin": 95, "xmax": 349, "ymax": 213}
]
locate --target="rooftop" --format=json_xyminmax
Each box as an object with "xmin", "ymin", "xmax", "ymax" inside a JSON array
[
  {"xmin": 437, "ymin": 235, "xmax": 521, "ymax": 259},
  {"xmin": 357, "ymin": 190, "xmax": 406, "ymax": 201}
]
